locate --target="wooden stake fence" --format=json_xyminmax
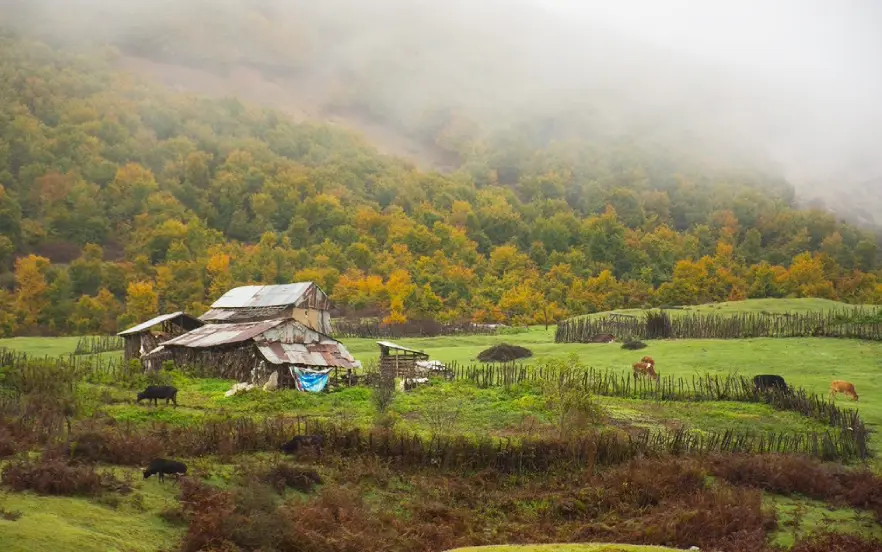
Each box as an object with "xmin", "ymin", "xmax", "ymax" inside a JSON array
[{"xmin": 555, "ymin": 308, "xmax": 882, "ymax": 343}]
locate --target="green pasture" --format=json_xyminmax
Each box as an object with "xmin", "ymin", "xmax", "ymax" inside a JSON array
[
  {"xmin": 0, "ymin": 336, "xmax": 87, "ymax": 357},
  {"xmin": 579, "ymin": 297, "xmax": 877, "ymax": 319},
  {"xmin": 2, "ymin": 297, "xmax": 882, "ymax": 551},
  {"xmin": 0, "ymin": 470, "xmax": 183, "ymax": 552},
  {"xmin": 345, "ymin": 334, "xmax": 881, "ymax": 435},
  {"xmin": 1, "ymin": 297, "xmax": 879, "ymax": 438}
]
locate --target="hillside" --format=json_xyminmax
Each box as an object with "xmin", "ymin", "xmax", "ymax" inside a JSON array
[
  {"xmin": 4, "ymin": 0, "xmax": 882, "ymax": 227},
  {"xmin": 580, "ymin": 298, "xmax": 877, "ymax": 320},
  {"xmin": 0, "ymin": 32, "xmax": 881, "ymax": 336}
]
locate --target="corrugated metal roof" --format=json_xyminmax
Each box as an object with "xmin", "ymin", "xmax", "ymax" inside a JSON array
[
  {"xmin": 376, "ymin": 341, "xmax": 427, "ymax": 356},
  {"xmin": 200, "ymin": 305, "xmax": 288, "ymax": 322},
  {"xmin": 118, "ymin": 312, "xmax": 203, "ymax": 336},
  {"xmin": 160, "ymin": 319, "xmax": 287, "ymax": 348},
  {"xmin": 257, "ymin": 340, "xmax": 358, "ymax": 369},
  {"xmin": 210, "ymin": 282, "xmax": 313, "ymax": 309}
]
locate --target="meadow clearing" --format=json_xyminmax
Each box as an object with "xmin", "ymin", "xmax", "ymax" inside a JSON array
[{"xmin": 2, "ymin": 298, "xmax": 882, "ymax": 551}]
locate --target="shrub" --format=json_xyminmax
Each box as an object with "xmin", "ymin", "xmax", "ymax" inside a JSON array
[
  {"xmin": 373, "ymin": 411, "xmax": 400, "ymax": 431},
  {"xmin": 621, "ymin": 340, "xmax": 647, "ymax": 350},
  {"xmin": 709, "ymin": 454, "xmax": 882, "ymax": 523},
  {"xmin": 260, "ymin": 463, "xmax": 323, "ymax": 494},
  {"xmin": 158, "ymin": 506, "xmax": 187, "ymax": 526},
  {"xmin": 371, "ymin": 379, "xmax": 396, "ymax": 414},
  {"xmin": 0, "ymin": 507, "xmax": 23, "ymax": 521},
  {"xmin": 66, "ymin": 427, "xmax": 165, "ymax": 466},
  {"xmin": 1, "ymin": 456, "xmax": 130, "ymax": 497},
  {"xmin": 791, "ymin": 532, "xmax": 882, "ymax": 552}
]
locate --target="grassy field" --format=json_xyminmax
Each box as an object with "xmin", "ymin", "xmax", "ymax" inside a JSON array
[
  {"xmin": 85, "ymin": 377, "xmax": 830, "ymax": 440},
  {"xmin": 0, "ymin": 336, "xmax": 87, "ymax": 357},
  {"xmin": 2, "ymin": 297, "xmax": 882, "ymax": 551},
  {"xmin": 580, "ymin": 297, "xmax": 877, "ymax": 319},
  {"xmin": 0, "ymin": 471, "xmax": 183, "ymax": 552},
  {"xmin": 769, "ymin": 495, "xmax": 882, "ymax": 548},
  {"xmin": 346, "ymin": 334, "xmax": 882, "ymax": 435}
]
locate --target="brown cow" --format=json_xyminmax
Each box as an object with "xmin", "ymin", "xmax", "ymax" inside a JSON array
[
  {"xmin": 829, "ymin": 380, "xmax": 859, "ymax": 401},
  {"xmin": 641, "ymin": 356, "xmax": 655, "ymax": 365},
  {"xmin": 632, "ymin": 360, "xmax": 659, "ymax": 382}
]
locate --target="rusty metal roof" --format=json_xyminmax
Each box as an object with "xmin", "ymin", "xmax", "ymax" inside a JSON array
[
  {"xmin": 160, "ymin": 319, "xmax": 287, "ymax": 348},
  {"xmin": 256, "ymin": 340, "xmax": 358, "ymax": 369},
  {"xmin": 210, "ymin": 282, "xmax": 314, "ymax": 309},
  {"xmin": 200, "ymin": 305, "xmax": 289, "ymax": 322},
  {"xmin": 118, "ymin": 312, "xmax": 204, "ymax": 336}
]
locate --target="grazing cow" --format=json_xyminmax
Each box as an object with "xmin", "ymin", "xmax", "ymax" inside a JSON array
[
  {"xmin": 137, "ymin": 385, "xmax": 178, "ymax": 407},
  {"xmin": 632, "ymin": 360, "xmax": 659, "ymax": 382},
  {"xmin": 753, "ymin": 375, "xmax": 788, "ymax": 393},
  {"xmin": 143, "ymin": 458, "xmax": 187, "ymax": 482},
  {"xmin": 281, "ymin": 435, "xmax": 325, "ymax": 456},
  {"xmin": 641, "ymin": 356, "xmax": 655, "ymax": 365},
  {"xmin": 588, "ymin": 333, "xmax": 616, "ymax": 343},
  {"xmin": 829, "ymin": 380, "xmax": 859, "ymax": 401}
]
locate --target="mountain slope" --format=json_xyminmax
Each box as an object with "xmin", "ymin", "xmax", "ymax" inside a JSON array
[
  {"xmin": 5, "ymin": 0, "xmax": 882, "ymax": 227},
  {"xmin": 0, "ymin": 32, "xmax": 880, "ymax": 337}
]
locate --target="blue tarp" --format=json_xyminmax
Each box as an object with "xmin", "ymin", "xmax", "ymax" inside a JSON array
[{"xmin": 290, "ymin": 366, "xmax": 332, "ymax": 393}]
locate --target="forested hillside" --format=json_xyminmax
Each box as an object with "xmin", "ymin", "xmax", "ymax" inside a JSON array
[
  {"xmin": 0, "ymin": 32, "xmax": 880, "ymax": 336},
  {"xmin": 5, "ymin": 0, "xmax": 882, "ymax": 226}
]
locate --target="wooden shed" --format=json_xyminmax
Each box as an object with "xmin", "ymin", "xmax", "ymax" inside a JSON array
[
  {"xmin": 157, "ymin": 318, "xmax": 359, "ymax": 386},
  {"xmin": 117, "ymin": 312, "xmax": 204, "ymax": 363},
  {"xmin": 200, "ymin": 282, "xmax": 332, "ymax": 334},
  {"xmin": 377, "ymin": 341, "xmax": 429, "ymax": 379}
]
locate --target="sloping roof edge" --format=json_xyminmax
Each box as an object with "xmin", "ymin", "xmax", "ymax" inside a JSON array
[
  {"xmin": 256, "ymin": 340, "xmax": 359, "ymax": 369},
  {"xmin": 160, "ymin": 319, "xmax": 288, "ymax": 348},
  {"xmin": 209, "ymin": 282, "xmax": 317, "ymax": 309},
  {"xmin": 118, "ymin": 312, "xmax": 204, "ymax": 336},
  {"xmin": 376, "ymin": 341, "xmax": 428, "ymax": 356}
]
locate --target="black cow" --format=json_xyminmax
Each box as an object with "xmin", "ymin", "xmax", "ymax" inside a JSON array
[
  {"xmin": 143, "ymin": 458, "xmax": 187, "ymax": 482},
  {"xmin": 281, "ymin": 435, "xmax": 325, "ymax": 456},
  {"xmin": 753, "ymin": 375, "xmax": 787, "ymax": 393},
  {"xmin": 137, "ymin": 385, "xmax": 178, "ymax": 406}
]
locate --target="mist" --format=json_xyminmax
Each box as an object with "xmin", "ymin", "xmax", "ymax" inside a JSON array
[{"xmin": 4, "ymin": 0, "xmax": 882, "ymax": 223}]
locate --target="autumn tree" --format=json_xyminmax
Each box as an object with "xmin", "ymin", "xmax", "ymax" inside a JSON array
[
  {"xmin": 13, "ymin": 255, "xmax": 50, "ymax": 333},
  {"xmin": 121, "ymin": 281, "xmax": 159, "ymax": 329}
]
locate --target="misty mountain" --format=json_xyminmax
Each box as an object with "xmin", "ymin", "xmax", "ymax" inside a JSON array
[{"xmin": 3, "ymin": 0, "xmax": 882, "ymax": 228}]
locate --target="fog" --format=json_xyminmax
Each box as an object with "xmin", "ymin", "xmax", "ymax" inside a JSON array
[{"xmin": 4, "ymin": 0, "xmax": 882, "ymax": 221}]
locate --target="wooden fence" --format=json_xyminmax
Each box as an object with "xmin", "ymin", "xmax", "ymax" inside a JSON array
[
  {"xmin": 0, "ymin": 349, "xmax": 870, "ymax": 462},
  {"xmin": 555, "ymin": 309, "xmax": 882, "ymax": 343},
  {"xmin": 332, "ymin": 319, "xmax": 501, "ymax": 339},
  {"xmin": 60, "ymin": 416, "xmax": 868, "ymax": 469},
  {"xmin": 300, "ymin": 420, "xmax": 864, "ymax": 466},
  {"xmin": 440, "ymin": 361, "xmax": 869, "ymax": 460},
  {"xmin": 74, "ymin": 336, "xmax": 125, "ymax": 355}
]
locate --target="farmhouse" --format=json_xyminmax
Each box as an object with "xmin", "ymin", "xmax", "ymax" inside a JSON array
[
  {"xmin": 199, "ymin": 282, "xmax": 332, "ymax": 334},
  {"xmin": 117, "ymin": 312, "xmax": 204, "ymax": 363},
  {"xmin": 156, "ymin": 318, "xmax": 359, "ymax": 387}
]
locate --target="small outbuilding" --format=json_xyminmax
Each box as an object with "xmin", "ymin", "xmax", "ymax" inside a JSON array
[
  {"xmin": 117, "ymin": 312, "xmax": 204, "ymax": 363},
  {"xmin": 199, "ymin": 282, "xmax": 332, "ymax": 334},
  {"xmin": 158, "ymin": 318, "xmax": 359, "ymax": 387},
  {"xmin": 377, "ymin": 341, "xmax": 430, "ymax": 380}
]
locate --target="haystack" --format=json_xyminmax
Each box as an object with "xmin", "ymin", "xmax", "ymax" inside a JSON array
[{"xmin": 477, "ymin": 343, "xmax": 533, "ymax": 363}]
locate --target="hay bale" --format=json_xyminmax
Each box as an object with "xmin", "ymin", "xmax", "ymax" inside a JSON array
[
  {"xmin": 477, "ymin": 343, "xmax": 533, "ymax": 363},
  {"xmin": 621, "ymin": 340, "xmax": 647, "ymax": 350}
]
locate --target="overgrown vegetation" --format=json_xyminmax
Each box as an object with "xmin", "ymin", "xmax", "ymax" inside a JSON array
[
  {"xmin": 0, "ymin": 33, "xmax": 880, "ymax": 338},
  {"xmin": 1, "ymin": 455, "xmax": 131, "ymax": 497},
  {"xmin": 168, "ymin": 454, "xmax": 882, "ymax": 552},
  {"xmin": 2, "ymin": 333, "xmax": 882, "ymax": 549}
]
